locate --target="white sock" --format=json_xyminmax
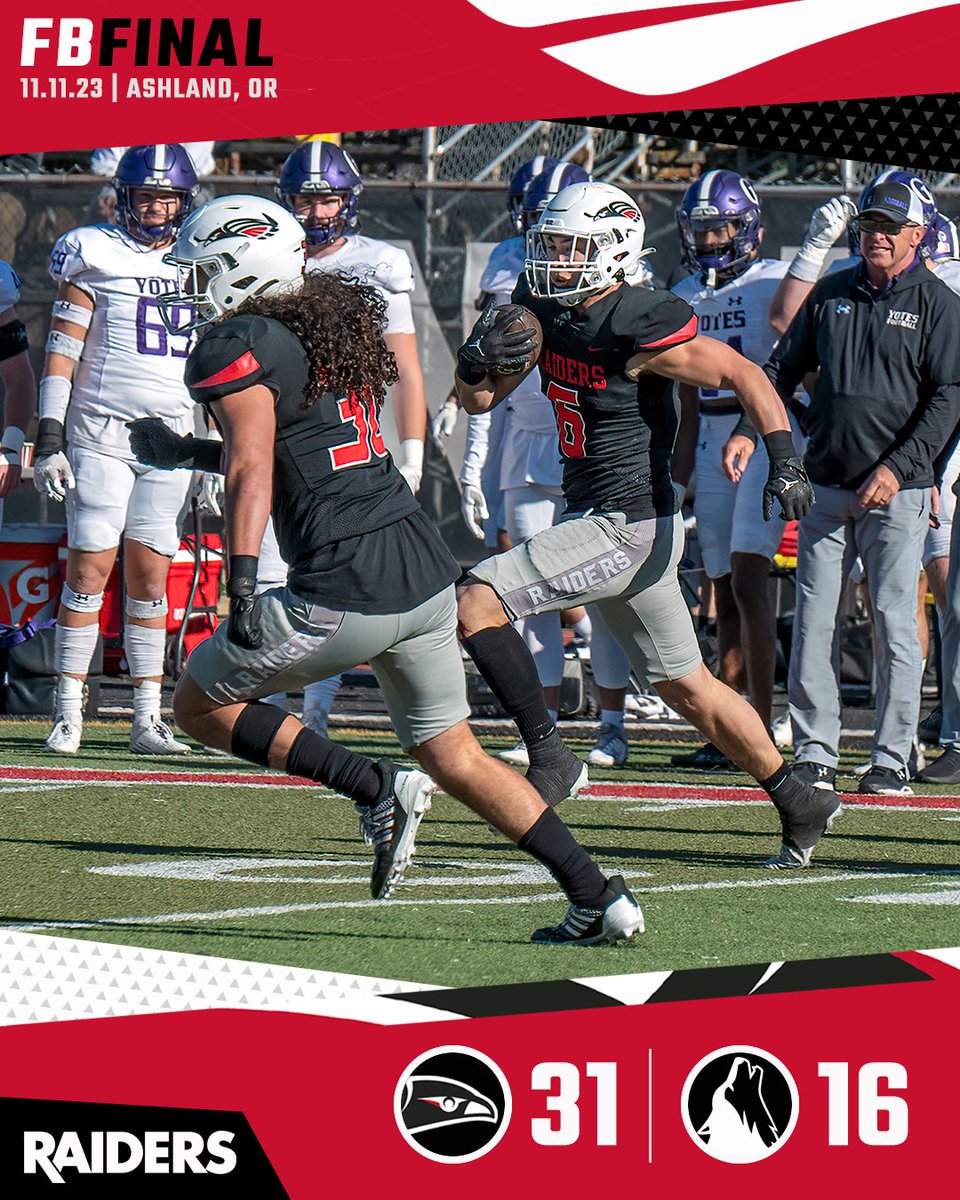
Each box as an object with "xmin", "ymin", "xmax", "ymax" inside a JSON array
[
  {"xmin": 601, "ymin": 708, "xmax": 625, "ymax": 730},
  {"xmin": 303, "ymin": 675, "xmax": 343, "ymax": 730},
  {"xmin": 572, "ymin": 613, "xmax": 592, "ymax": 642},
  {"xmin": 132, "ymin": 679, "xmax": 161, "ymax": 726},
  {"xmin": 57, "ymin": 674, "xmax": 85, "ymax": 725}
]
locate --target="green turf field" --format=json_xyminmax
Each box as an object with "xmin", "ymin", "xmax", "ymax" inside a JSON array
[{"xmin": 1, "ymin": 718, "xmax": 958, "ymax": 988}]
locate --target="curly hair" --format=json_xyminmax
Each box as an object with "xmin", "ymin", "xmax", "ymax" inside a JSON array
[{"xmin": 231, "ymin": 270, "xmax": 399, "ymax": 406}]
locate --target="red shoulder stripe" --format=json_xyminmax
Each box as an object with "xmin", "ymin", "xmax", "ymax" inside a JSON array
[
  {"xmin": 191, "ymin": 350, "xmax": 262, "ymax": 389},
  {"xmin": 638, "ymin": 314, "xmax": 699, "ymax": 351}
]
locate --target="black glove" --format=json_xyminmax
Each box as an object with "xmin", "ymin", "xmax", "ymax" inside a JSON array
[
  {"xmin": 762, "ymin": 431, "xmax": 814, "ymax": 521},
  {"xmin": 456, "ymin": 302, "xmax": 539, "ymax": 384},
  {"xmin": 127, "ymin": 417, "xmax": 198, "ymax": 469},
  {"xmin": 227, "ymin": 555, "xmax": 262, "ymax": 649}
]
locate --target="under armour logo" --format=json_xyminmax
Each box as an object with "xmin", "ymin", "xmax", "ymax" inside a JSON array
[
  {"xmin": 835, "ymin": 301, "xmax": 853, "ymax": 315},
  {"xmin": 727, "ymin": 295, "xmax": 743, "ymax": 306},
  {"xmin": 465, "ymin": 1, "xmax": 954, "ymax": 95}
]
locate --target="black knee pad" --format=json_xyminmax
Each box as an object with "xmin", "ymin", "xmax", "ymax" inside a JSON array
[{"xmin": 231, "ymin": 702, "xmax": 290, "ymax": 767}]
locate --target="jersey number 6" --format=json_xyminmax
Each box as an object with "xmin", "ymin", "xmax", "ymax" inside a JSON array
[{"xmin": 547, "ymin": 381, "xmax": 586, "ymax": 459}]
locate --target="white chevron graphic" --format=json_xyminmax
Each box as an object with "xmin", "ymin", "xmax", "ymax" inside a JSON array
[
  {"xmin": 466, "ymin": 0, "xmax": 743, "ymax": 27},
  {"xmin": 467, "ymin": 0, "xmax": 959, "ymax": 95}
]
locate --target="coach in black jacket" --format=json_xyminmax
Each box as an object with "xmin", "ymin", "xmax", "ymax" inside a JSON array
[{"xmin": 725, "ymin": 178, "xmax": 960, "ymax": 798}]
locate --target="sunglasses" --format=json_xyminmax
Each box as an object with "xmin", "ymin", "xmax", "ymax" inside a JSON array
[{"xmin": 853, "ymin": 217, "xmax": 917, "ymax": 236}]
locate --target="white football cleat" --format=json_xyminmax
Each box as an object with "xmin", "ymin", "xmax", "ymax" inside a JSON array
[
  {"xmin": 45, "ymin": 719, "xmax": 82, "ymax": 754},
  {"xmin": 130, "ymin": 718, "xmax": 191, "ymax": 755},
  {"xmin": 497, "ymin": 740, "xmax": 531, "ymax": 767}
]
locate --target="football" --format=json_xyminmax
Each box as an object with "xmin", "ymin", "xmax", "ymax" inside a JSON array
[{"xmin": 492, "ymin": 303, "xmax": 543, "ymax": 373}]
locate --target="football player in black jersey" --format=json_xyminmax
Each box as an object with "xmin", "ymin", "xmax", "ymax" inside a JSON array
[
  {"xmin": 130, "ymin": 195, "xmax": 642, "ymax": 945},
  {"xmin": 455, "ymin": 181, "xmax": 839, "ymax": 870}
]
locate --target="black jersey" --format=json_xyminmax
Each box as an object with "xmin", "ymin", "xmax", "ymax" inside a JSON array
[
  {"xmin": 185, "ymin": 313, "xmax": 458, "ymax": 614},
  {"xmin": 512, "ymin": 278, "xmax": 697, "ymax": 519}
]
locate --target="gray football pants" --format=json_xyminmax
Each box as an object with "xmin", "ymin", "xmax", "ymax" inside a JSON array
[
  {"xmin": 935, "ymin": 478, "xmax": 960, "ymax": 745},
  {"xmin": 788, "ymin": 485, "xmax": 929, "ymax": 772}
]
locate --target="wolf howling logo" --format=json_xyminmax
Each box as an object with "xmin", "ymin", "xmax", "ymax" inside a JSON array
[
  {"xmin": 697, "ymin": 1056, "xmax": 780, "ymax": 1161},
  {"xmin": 464, "ymin": 0, "xmax": 956, "ymax": 95},
  {"xmin": 682, "ymin": 1045, "xmax": 799, "ymax": 1163}
]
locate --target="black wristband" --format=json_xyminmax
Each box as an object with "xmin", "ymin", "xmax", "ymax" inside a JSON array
[
  {"xmin": 762, "ymin": 429, "xmax": 796, "ymax": 463},
  {"xmin": 732, "ymin": 413, "xmax": 758, "ymax": 443},
  {"xmin": 34, "ymin": 417, "xmax": 65, "ymax": 458},
  {"xmin": 456, "ymin": 359, "xmax": 488, "ymax": 386},
  {"xmin": 189, "ymin": 438, "xmax": 224, "ymax": 473},
  {"xmin": 228, "ymin": 554, "xmax": 259, "ymax": 598}
]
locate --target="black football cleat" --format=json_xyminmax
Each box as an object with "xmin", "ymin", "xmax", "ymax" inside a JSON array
[
  {"xmin": 669, "ymin": 741, "xmax": 732, "ymax": 769},
  {"xmin": 917, "ymin": 745, "xmax": 960, "ymax": 785},
  {"xmin": 358, "ymin": 760, "xmax": 434, "ymax": 899},
  {"xmin": 764, "ymin": 779, "xmax": 841, "ymax": 869},
  {"xmin": 525, "ymin": 742, "xmax": 589, "ymax": 809},
  {"xmin": 532, "ymin": 876, "xmax": 644, "ymax": 945}
]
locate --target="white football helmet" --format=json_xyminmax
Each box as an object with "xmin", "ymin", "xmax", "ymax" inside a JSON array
[
  {"xmin": 525, "ymin": 182, "xmax": 652, "ymax": 306},
  {"xmin": 158, "ymin": 195, "xmax": 305, "ymax": 333}
]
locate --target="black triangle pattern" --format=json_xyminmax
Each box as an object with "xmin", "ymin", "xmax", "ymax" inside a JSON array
[{"xmin": 569, "ymin": 95, "xmax": 960, "ymax": 172}]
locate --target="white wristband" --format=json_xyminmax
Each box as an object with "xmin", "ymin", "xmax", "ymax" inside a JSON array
[
  {"xmin": 788, "ymin": 241, "xmax": 830, "ymax": 283},
  {"xmin": 0, "ymin": 422, "xmax": 24, "ymax": 458},
  {"xmin": 400, "ymin": 438, "xmax": 424, "ymax": 471},
  {"xmin": 39, "ymin": 374, "xmax": 73, "ymax": 422}
]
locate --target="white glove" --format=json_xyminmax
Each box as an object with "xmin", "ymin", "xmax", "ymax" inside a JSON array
[
  {"xmin": 33, "ymin": 451, "xmax": 75, "ymax": 501},
  {"xmin": 430, "ymin": 399, "xmax": 459, "ymax": 446},
  {"xmin": 460, "ymin": 482, "xmax": 488, "ymax": 539},
  {"xmin": 193, "ymin": 470, "xmax": 224, "ymax": 517},
  {"xmin": 398, "ymin": 438, "xmax": 424, "ymax": 494},
  {"xmin": 790, "ymin": 195, "xmax": 858, "ymax": 282}
]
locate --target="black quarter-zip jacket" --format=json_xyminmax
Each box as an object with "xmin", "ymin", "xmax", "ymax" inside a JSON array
[{"xmin": 765, "ymin": 258, "xmax": 960, "ymax": 490}]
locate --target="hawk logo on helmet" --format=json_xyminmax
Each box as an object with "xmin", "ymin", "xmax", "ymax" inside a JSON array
[
  {"xmin": 200, "ymin": 215, "xmax": 281, "ymax": 244},
  {"xmin": 588, "ymin": 200, "xmax": 641, "ymax": 222}
]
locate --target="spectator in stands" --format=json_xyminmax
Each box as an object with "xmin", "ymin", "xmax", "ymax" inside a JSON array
[{"xmin": 725, "ymin": 179, "xmax": 960, "ymax": 796}]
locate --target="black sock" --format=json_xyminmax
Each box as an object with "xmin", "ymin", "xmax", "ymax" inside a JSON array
[
  {"xmin": 463, "ymin": 625, "xmax": 556, "ymax": 749},
  {"xmin": 518, "ymin": 808, "xmax": 607, "ymax": 905},
  {"xmin": 286, "ymin": 728, "xmax": 386, "ymax": 806},
  {"xmin": 761, "ymin": 762, "xmax": 798, "ymax": 802}
]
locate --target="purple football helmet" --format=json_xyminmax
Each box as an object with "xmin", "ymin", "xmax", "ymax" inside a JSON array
[
  {"xmin": 277, "ymin": 141, "xmax": 363, "ymax": 247},
  {"xmin": 521, "ymin": 162, "xmax": 592, "ymax": 232},
  {"xmin": 114, "ymin": 144, "xmax": 199, "ymax": 245},
  {"xmin": 677, "ymin": 170, "xmax": 762, "ymax": 286},
  {"xmin": 925, "ymin": 211, "xmax": 960, "ymax": 263},
  {"xmin": 507, "ymin": 156, "xmax": 561, "ymax": 234},
  {"xmin": 849, "ymin": 168, "xmax": 938, "ymax": 255}
]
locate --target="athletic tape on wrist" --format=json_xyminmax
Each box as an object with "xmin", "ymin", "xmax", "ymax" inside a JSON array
[
  {"xmin": 126, "ymin": 595, "xmax": 169, "ymax": 620},
  {"xmin": 46, "ymin": 329, "xmax": 85, "ymax": 361},
  {"xmin": 39, "ymin": 375, "xmax": 72, "ymax": 423},
  {"xmin": 61, "ymin": 583, "xmax": 104, "ymax": 614},
  {"xmin": 400, "ymin": 438, "xmax": 424, "ymax": 471},
  {"xmin": 52, "ymin": 299, "xmax": 93, "ymax": 329}
]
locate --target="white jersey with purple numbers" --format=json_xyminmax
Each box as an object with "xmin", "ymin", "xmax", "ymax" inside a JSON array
[
  {"xmin": 934, "ymin": 259, "xmax": 960, "ymax": 296},
  {"xmin": 48, "ymin": 224, "xmax": 195, "ymax": 459},
  {"xmin": 305, "ymin": 235, "xmax": 415, "ymax": 336},
  {"xmin": 671, "ymin": 257, "xmax": 788, "ymax": 403},
  {"xmin": 0, "ymin": 260, "xmax": 21, "ymax": 314}
]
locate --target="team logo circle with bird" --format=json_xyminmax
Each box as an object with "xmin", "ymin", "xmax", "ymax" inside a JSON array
[
  {"xmin": 394, "ymin": 1045, "xmax": 512, "ymax": 1162},
  {"xmin": 681, "ymin": 1045, "xmax": 799, "ymax": 1163}
]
